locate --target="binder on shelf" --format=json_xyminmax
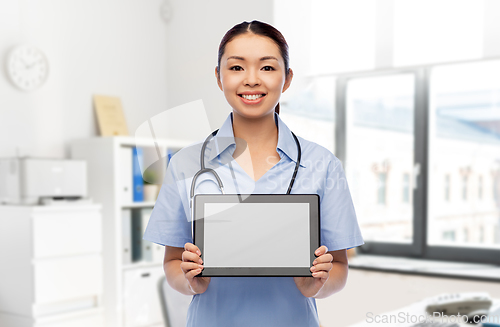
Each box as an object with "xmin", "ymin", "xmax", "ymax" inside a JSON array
[
  {"xmin": 131, "ymin": 209, "xmax": 142, "ymax": 262},
  {"xmin": 119, "ymin": 147, "xmax": 133, "ymax": 203},
  {"xmin": 122, "ymin": 209, "xmax": 132, "ymax": 265},
  {"xmin": 132, "ymin": 147, "xmax": 144, "ymax": 202}
]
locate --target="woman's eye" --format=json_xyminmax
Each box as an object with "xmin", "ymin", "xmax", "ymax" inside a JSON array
[
  {"xmin": 230, "ymin": 66, "xmax": 243, "ymax": 71},
  {"xmin": 262, "ymin": 66, "xmax": 275, "ymax": 71}
]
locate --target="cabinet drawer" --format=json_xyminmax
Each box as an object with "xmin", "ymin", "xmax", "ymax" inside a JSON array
[
  {"xmin": 32, "ymin": 211, "xmax": 101, "ymax": 258},
  {"xmin": 123, "ymin": 266, "xmax": 164, "ymax": 327},
  {"xmin": 34, "ymin": 255, "xmax": 102, "ymax": 305}
]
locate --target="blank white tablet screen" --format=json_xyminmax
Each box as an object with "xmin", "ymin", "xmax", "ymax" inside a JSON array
[{"xmin": 204, "ymin": 203, "xmax": 310, "ymax": 268}]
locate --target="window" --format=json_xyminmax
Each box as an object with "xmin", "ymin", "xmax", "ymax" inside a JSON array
[
  {"xmin": 337, "ymin": 60, "xmax": 500, "ymax": 263},
  {"xmin": 428, "ymin": 60, "xmax": 500, "ymax": 251},
  {"xmin": 402, "ymin": 173, "xmax": 410, "ymax": 203},
  {"xmin": 345, "ymin": 74, "xmax": 415, "ymax": 243}
]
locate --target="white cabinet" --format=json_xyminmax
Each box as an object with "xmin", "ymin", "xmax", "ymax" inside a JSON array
[
  {"xmin": 70, "ymin": 136, "xmax": 188, "ymax": 327},
  {"xmin": 0, "ymin": 205, "xmax": 104, "ymax": 327}
]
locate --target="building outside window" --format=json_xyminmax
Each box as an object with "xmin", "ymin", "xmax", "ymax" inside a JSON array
[
  {"xmin": 378, "ymin": 173, "xmax": 387, "ymax": 205},
  {"xmin": 443, "ymin": 231, "xmax": 456, "ymax": 242},
  {"xmin": 462, "ymin": 175, "xmax": 468, "ymax": 201}
]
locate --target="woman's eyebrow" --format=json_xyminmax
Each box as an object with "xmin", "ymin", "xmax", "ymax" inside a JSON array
[{"xmin": 226, "ymin": 56, "xmax": 279, "ymax": 62}]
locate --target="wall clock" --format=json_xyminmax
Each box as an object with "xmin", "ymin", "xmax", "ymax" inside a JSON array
[{"xmin": 6, "ymin": 45, "xmax": 49, "ymax": 91}]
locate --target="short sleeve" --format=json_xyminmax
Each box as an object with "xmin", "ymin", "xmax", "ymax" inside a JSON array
[
  {"xmin": 143, "ymin": 158, "xmax": 192, "ymax": 248},
  {"xmin": 320, "ymin": 156, "xmax": 364, "ymax": 252}
]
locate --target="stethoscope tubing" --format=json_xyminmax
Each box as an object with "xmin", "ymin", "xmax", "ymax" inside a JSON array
[{"xmin": 189, "ymin": 129, "xmax": 302, "ymax": 207}]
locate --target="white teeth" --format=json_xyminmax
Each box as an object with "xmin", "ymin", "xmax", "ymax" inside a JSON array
[{"xmin": 241, "ymin": 94, "xmax": 264, "ymax": 100}]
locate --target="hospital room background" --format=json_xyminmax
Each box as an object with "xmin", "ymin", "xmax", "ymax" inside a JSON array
[{"xmin": 1, "ymin": 1, "xmax": 500, "ymax": 327}]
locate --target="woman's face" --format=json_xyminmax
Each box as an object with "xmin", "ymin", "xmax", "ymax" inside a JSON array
[{"xmin": 216, "ymin": 33, "xmax": 293, "ymax": 119}]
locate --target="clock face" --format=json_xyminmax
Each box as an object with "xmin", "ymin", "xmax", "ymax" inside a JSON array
[{"xmin": 7, "ymin": 45, "xmax": 49, "ymax": 91}]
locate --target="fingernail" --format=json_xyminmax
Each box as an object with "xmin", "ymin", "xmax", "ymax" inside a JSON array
[
  {"xmin": 315, "ymin": 250, "xmax": 320, "ymax": 255},
  {"xmin": 199, "ymin": 259, "xmax": 203, "ymax": 265},
  {"xmin": 310, "ymin": 266, "xmax": 316, "ymax": 272},
  {"xmin": 198, "ymin": 265, "xmax": 204, "ymax": 270},
  {"xmin": 312, "ymin": 272, "xmax": 318, "ymax": 277},
  {"xmin": 197, "ymin": 250, "xmax": 201, "ymax": 256}
]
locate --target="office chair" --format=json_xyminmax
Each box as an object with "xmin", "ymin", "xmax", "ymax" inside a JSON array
[{"xmin": 158, "ymin": 276, "xmax": 193, "ymax": 327}]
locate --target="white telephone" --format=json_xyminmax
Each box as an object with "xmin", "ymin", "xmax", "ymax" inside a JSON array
[{"xmin": 425, "ymin": 292, "xmax": 492, "ymax": 318}]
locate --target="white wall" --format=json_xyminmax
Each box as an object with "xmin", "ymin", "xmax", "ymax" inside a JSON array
[
  {"xmin": 0, "ymin": 1, "xmax": 274, "ymax": 158},
  {"xmin": 0, "ymin": 0, "xmax": 169, "ymax": 158},
  {"xmin": 164, "ymin": 0, "xmax": 274, "ymax": 135}
]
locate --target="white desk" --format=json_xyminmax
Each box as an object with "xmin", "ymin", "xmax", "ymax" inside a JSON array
[{"xmin": 349, "ymin": 298, "xmax": 500, "ymax": 327}]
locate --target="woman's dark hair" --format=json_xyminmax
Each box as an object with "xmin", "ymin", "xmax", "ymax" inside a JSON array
[{"xmin": 217, "ymin": 20, "xmax": 290, "ymax": 115}]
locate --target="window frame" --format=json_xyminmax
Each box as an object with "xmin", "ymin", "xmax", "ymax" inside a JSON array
[{"xmin": 335, "ymin": 61, "xmax": 500, "ymax": 265}]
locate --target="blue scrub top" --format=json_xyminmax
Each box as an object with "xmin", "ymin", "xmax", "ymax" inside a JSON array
[{"xmin": 143, "ymin": 111, "xmax": 364, "ymax": 327}]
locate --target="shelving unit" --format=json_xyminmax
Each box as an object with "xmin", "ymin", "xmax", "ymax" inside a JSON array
[{"xmin": 70, "ymin": 136, "xmax": 189, "ymax": 327}]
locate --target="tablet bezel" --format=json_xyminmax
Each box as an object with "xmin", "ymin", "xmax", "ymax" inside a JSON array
[{"xmin": 193, "ymin": 194, "xmax": 320, "ymax": 277}]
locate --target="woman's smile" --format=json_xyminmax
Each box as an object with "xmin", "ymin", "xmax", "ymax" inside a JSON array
[{"xmin": 238, "ymin": 91, "xmax": 267, "ymax": 105}]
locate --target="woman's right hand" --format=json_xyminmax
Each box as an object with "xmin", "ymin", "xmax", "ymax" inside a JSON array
[{"xmin": 181, "ymin": 242, "xmax": 211, "ymax": 294}]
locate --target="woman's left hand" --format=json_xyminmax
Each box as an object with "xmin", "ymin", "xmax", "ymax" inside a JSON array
[{"xmin": 293, "ymin": 245, "xmax": 333, "ymax": 298}]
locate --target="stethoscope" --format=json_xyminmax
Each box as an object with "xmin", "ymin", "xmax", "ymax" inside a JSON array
[{"xmin": 189, "ymin": 127, "xmax": 302, "ymax": 208}]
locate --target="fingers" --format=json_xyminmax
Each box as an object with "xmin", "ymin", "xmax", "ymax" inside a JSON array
[
  {"xmin": 180, "ymin": 261, "xmax": 204, "ymax": 279},
  {"xmin": 182, "ymin": 251, "xmax": 203, "ymax": 264},
  {"xmin": 311, "ymin": 245, "xmax": 333, "ymax": 279},
  {"xmin": 313, "ymin": 252, "xmax": 333, "ymax": 264},
  {"xmin": 311, "ymin": 270, "xmax": 330, "ymax": 279},
  {"xmin": 186, "ymin": 268, "xmax": 203, "ymax": 280},
  {"xmin": 314, "ymin": 245, "xmax": 329, "ymax": 257},
  {"xmin": 184, "ymin": 242, "xmax": 201, "ymax": 257},
  {"xmin": 311, "ymin": 262, "xmax": 333, "ymax": 273},
  {"xmin": 181, "ymin": 243, "xmax": 204, "ymax": 280}
]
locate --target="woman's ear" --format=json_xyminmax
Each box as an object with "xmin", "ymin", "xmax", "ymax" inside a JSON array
[
  {"xmin": 282, "ymin": 68, "xmax": 294, "ymax": 93},
  {"xmin": 215, "ymin": 66, "xmax": 223, "ymax": 91}
]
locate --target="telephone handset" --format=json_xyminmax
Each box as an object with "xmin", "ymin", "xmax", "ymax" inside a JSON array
[{"xmin": 425, "ymin": 292, "xmax": 492, "ymax": 318}]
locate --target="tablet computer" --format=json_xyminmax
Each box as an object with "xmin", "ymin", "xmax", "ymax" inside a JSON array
[{"xmin": 192, "ymin": 194, "xmax": 320, "ymax": 277}]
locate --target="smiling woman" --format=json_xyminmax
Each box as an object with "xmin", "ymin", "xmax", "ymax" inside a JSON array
[
  {"xmin": 215, "ymin": 21, "xmax": 292, "ymax": 116},
  {"xmin": 143, "ymin": 20, "xmax": 364, "ymax": 327},
  {"xmin": 217, "ymin": 34, "xmax": 290, "ymax": 116}
]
